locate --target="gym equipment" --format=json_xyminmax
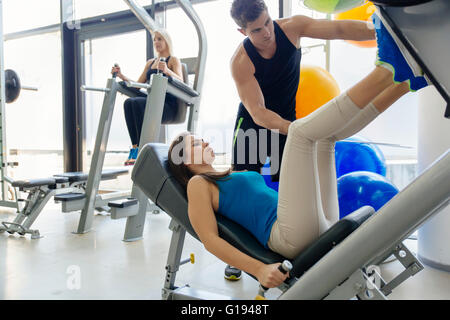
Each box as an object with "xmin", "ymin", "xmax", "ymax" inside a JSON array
[
  {"xmin": 302, "ymin": 0, "xmax": 365, "ymax": 14},
  {"xmin": 295, "ymin": 65, "xmax": 340, "ymax": 119},
  {"xmin": 377, "ymin": 0, "xmax": 450, "ymax": 118},
  {"xmin": 4, "ymin": 69, "xmax": 38, "ymax": 103},
  {"xmin": 337, "ymin": 171, "xmax": 398, "ymax": 219},
  {"xmin": 257, "ymin": 261, "xmax": 292, "ymax": 299},
  {"xmin": 132, "ymin": 143, "xmax": 449, "ymax": 300},
  {"xmin": 0, "ymin": 169, "xmax": 128, "ymax": 239},
  {"xmin": 334, "ymin": 1, "xmax": 377, "ymax": 48},
  {"xmin": 335, "ymin": 136, "xmax": 386, "ymax": 178},
  {"xmin": 73, "ymin": 0, "xmax": 206, "ymax": 242},
  {"xmin": 132, "ymin": 0, "xmax": 450, "ymax": 299}
]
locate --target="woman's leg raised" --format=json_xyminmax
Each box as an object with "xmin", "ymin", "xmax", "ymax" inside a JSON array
[
  {"xmin": 316, "ymin": 82, "xmax": 410, "ymax": 223},
  {"xmin": 268, "ymin": 66, "xmax": 396, "ymax": 259}
]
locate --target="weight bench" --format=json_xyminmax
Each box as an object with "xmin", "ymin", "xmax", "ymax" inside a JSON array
[
  {"xmin": 130, "ymin": 143, "xmax": 450, "ymax": 300},
  {"xmin": 0, "ymin": 168, "xmax": 128, "ymax": 239}
]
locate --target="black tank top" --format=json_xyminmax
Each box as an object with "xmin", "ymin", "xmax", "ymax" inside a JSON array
[
  {"xmin": 146, "ymin": 56, "xmax": 177, "ymax": 106},
  {"xmin": 239, "ymin": 21, "xmax": 301, "ymax": 121},
  {"xmin": 146, "ymin": 56, "xmax": 172, "ymax": 81}
]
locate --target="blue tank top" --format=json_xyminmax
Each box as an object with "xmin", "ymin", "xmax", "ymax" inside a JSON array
[
  {"xmin": 238, "ymin": 20, "xmax": 302, "ymax": 121},
  {"xmin": 216, "ymin": 171, "xmax": 278, "ymax": 248}
]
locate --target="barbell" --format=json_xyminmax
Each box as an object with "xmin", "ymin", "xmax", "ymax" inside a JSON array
[{"xmin": 4, "ymin": 69, "xmax": 38, "ymax": 104}]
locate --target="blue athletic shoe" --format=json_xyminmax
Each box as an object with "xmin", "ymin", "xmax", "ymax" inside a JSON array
[
  {"xmin": 372, "ymin": 12, "xmax": 429, "ymax": 92},
  {"xmin": 132, "ymin": 147, "xmax": 139, "ymax": 159},
  {"xmin": 125, "ymin": 147, "xmax": 139, "ymax": 166}
]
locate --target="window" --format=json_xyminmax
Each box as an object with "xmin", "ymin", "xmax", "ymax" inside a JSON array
[
  {"xmin": 83, "ymin": 30, "xmax": 148, "ymax": 153},
  {"xmin": 4, "ymin": 32, "xmax": 63, "ymax": 177},
  {"xmin": 3, "ymin": 0, "xmax": 60, "ymax": 34},
  {"xmin": 73, "ymin": 0, "xmax": 155, "ymax": 21}
]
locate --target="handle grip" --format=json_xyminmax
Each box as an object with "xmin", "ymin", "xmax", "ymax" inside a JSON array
[
  {"xmin": 157, "ymin": 57, "xmax": 166, "ymax": 75},
  {"xmin": 260, "ymin": 260, "xmax": 292, "ymax": 291},
  {"xmin": 112, "ymin": 63, "xmax": 119, "ymax": 78}
]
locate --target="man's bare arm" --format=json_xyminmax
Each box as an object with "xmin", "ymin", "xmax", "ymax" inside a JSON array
[
  {"xmin": 282, "ymin": 15, "xmax": 375, "ymax": 42},
  {"xmin": 231, "ymin": 50, "xmax": 291, "ymax": 135}
]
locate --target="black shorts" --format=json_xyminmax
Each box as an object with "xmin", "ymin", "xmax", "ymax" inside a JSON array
[{"xmin": 231, "ymin": 114, "xmax": 288, "ymax": 182}]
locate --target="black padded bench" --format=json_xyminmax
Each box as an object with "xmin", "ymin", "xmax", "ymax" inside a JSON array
[
  {"xmin": 12, "ymin": 176, "xmax": 69, "ymax": 190},
  {"xmin": 131, "ymin": 143, "xmax": 374, "ymax": 282},
  {"xmin": 55, "ymin": 168, "xmax": 128, "ymax": 183},
  {"xmin": 2, "ymin": 168, "xmax": 130, "ymax": 239}
]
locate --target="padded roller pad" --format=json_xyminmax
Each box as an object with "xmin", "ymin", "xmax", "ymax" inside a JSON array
[
  {"xmin": 54, "ymin": 177, "xmax": 70, "ymax": 184},
  {"xmin": 168, "ymin": 77, "xmax": 199, "ymax": 97},
  {"xmin": 118, "ymin": 81, "xmax": 148, "ymax": 98},
  {"xmin": 54, "ymin": 193, "xmax": 86, "ymax": 202},
  {"xmin": 290, "ymin": 206, "xmax": 374, "ymax": 278}
]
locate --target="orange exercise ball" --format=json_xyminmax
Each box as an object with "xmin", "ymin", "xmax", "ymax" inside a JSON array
[
  {"xmin": 334, "ymin": 1, "xmax": 377, "ymax": 48},
  {"xmin": 295, "ymin": 65, "xmax": 341, "ymax": 119}
]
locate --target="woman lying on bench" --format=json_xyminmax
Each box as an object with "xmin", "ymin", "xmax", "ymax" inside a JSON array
[{"xmin": 167, "ymin": 14, "xmax": 429, "ymax": 289}]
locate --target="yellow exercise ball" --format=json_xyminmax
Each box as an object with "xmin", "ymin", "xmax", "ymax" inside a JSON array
[
  {"xmin": 335, "ymin": 1, "xmax": 377, "ymax": 48},
  {"xmin": 295, "ymin": 65, "xmax": 341, "ymax": 119}
]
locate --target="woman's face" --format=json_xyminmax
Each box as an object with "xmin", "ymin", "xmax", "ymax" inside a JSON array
[
  {"xmin": 183, "ymin": 134, "xmax": 215, "ymax": 166},
  {"xmin": 153, "ymin": 33, "xmax": 167, "ymax": 53}
]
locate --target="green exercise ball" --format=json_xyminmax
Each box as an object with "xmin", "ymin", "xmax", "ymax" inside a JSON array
[{"xmin": 303, "ymin": 0, "xmax": 366, "ymax": 14}]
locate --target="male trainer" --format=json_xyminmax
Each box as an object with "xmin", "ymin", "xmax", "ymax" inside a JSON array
[{"xmin": 226, "ymin": 0, "xmax": 375, "ymax": 280}]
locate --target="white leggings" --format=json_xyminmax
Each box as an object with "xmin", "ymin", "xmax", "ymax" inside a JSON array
[{"xmin": 267, "ymin": 92, "xmax": 380, "ymax": 259}]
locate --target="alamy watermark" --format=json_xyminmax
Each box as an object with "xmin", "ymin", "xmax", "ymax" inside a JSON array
[
  {"xmin": 170, "ymin": 128, "xmax": 282, "ymax": 174},
  {"xmin": 66, "ymin": 265, "xmax": 81, "ymax": 290}
]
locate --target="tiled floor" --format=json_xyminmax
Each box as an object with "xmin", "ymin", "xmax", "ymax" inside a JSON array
[{"xmin": 1, "ymin": 197, "xmax": 449, "ymax": 300}]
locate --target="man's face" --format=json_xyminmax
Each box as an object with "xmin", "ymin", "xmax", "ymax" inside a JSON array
[{"xmin": 239, "ymin": 10, "xmax": 275, "ymax": 49}]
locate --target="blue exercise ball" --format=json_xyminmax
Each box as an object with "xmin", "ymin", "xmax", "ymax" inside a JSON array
[
  {"xmin": 337, "ymin": 171, "xmax": 399, "ymax": 219},
  {"xmin": 335, "ymin": 136, "xmax": 387, "ymax": 178},
  {"xmin": 261, "ymin": 158, "xmax": 279, "ymax": 192}
]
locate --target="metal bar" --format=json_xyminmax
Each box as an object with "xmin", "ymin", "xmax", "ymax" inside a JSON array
[
  {"xmin": 123, "ymin": 74, "xmax": 168, "ymax": 242},
  {"xmin": 174, "ymin": 0, "xmax": 206, "ymax": 134},
  {"xmin": 20, "ymin": 85, "xmax": 38, "ymax": 91},
  {"xmin": 80, "ymin": 85, "xmax": 110, "ymax": 93},
  {"xmin": 4, "ymin": 24, "xmax": 60, "ymax": 42},
  {"xmin": 76, "ymin": 79, "xmax": 118, "ymax": 234},
  {"xmin": 175, "ymin": 0, "xmax": 206, "ymax": 94},
  {"xmin": 125, "ymin": 80, "xmax": 151, "ymax": 90},
  {"xmin": 164, "ymin": 220, "xmax": 186, "ymax": 291},
  {"xmin": 21, "ymin": 191, "xmax": 56, "ymax": 230},
  {"xmin": 123, "ymin": 0, "xmax": 159, "ymax": 34}
]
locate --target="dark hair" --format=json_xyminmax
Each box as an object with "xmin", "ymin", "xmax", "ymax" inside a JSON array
[
  {"xmin": 168, "ymin": 132, "xmax": 232, "ymax": 191},
  {"xmin": 231, "ymin": 0, "xmax": 268, "ymax": 29}
]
